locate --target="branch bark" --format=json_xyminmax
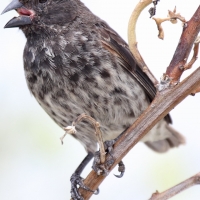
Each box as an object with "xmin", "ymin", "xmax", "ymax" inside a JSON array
[
  {"xmin": 78, "ymin": 3, "xmax": 200, "ymax": 200},
  {"xmin": 127, "ymin": 0, "xmax": 158, "ymax": 86},
  {"xmin": 165, "ymin": 5, "xmax": 200, "ymax": 86},
  {"xmin": 79, "ymin": 66, "xmax": 200, "ymax": 199},
  {"xmin": 149, "ymin": 172, "xmax": 200, "ymax": 200},
  {"xmin": 192, "ymin": 85, "xmax": 200, "ymax": 95}
]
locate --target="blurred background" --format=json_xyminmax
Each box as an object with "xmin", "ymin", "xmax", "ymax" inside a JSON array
[{"xmin": 0, "ymin": 0, "xmax": 200, "ymax": 199}]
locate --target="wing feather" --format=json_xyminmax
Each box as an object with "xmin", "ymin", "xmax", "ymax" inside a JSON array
[
  {"xmin": 96, "ymin": 22, "xmax": 156, "ymax": 100},
  {"xmin": 95, "ymin": 22, "xmax": 172, "ymax": 123}
]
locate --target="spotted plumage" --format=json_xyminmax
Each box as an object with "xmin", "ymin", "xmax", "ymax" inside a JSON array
[
  {"xmin": 2, "ymin": 0, "xmax": 186, "ymax": 198},
  {"xmin": 3, "ymin": 0, "xmax": 185, "ymax": 153}
]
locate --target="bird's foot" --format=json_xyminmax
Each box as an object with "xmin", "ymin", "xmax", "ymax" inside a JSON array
[
  {"xmin": 70, "ymin": 172, "xmax": 98, "ymax": 200},
  {"xmin": 92, "ymin": 140, "xmax": 125, "ymax": 177}
]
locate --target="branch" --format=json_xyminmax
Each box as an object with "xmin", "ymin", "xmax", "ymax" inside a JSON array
[
  {"xmin": 78, "ymin": 4, "xmax": 200, "ymax": 200},
  {"xmin": 149, "ymin": 172, "xmax": 200, "ymax": 200},
  {"xmin": 164, "ymin": 5, "xmax": 200, "ymax": 86},
  {"xmin": 184, "ymin": 36, "xmax": 200, "ymax": 71},
  {"xmin": 62, "ymin": 114, "xmax": 106, "ymax": 164},
  {"xmin": 152, "ymin": 17, "xmax": 169, "ymax": 40},
  {"xmin": 152, "ymin": 6, "xmax": 186, "ymax": 40},
  {"xmin": 127, "ymin": 0, "xmax": 158, "ymax": 86},
  {"xmin": 79, "ymin": 66, "xmax": 200, "ymax": 199}
]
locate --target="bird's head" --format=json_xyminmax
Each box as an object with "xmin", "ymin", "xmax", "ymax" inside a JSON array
[{"xmin": 2, "ymin": 0, "xmax": 78, "ymax": 36}]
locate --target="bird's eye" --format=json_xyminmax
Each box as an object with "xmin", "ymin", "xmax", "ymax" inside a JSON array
[{"xmin": 39, "ymin": 0, "xmax": 47, "ymax": 3}]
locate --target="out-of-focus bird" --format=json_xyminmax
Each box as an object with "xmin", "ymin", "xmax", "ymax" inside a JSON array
[{"xmin": 2, "ymin": 0, "xmax": 185, "ymax": 199}]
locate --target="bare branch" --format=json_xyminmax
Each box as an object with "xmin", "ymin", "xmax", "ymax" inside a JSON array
[
  {"xmin": 149, "ymin": 172, "xmax": 200, "ymax": 200},
  {"xmin": 164, "ymin": 6, "xmax": 200, "ymax": 86},
  {"xmin": 128, "ymin": 0, "xmax": 158, "ymax": 86},
  {"xmin": 152, "ymin": 7, "xmax": 186, "ymax": 40},
  {"xmin": 168, "ymin": 7, "xmax": 186, "ymax": 24},
  {"xmin": 184, "ymin": 36, "xmax": 200, "ymax": 71},
  {"xmin": 62, "ymin": 113, "xmax": 106, "ymax": 164},
  {"xmin": 79, "ymin": 68, "xmax": 200, "ymax": 199},
  {"xmin": 152, "ymin": 17, "xmax": 169, "ymax": 39}
]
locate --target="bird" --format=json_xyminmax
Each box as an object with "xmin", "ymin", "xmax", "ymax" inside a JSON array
[{"xmin": 2, "ymin": 0, "xmax": 185, "ymax": 199}]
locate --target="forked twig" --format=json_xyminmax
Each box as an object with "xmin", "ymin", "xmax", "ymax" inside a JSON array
[
  {"xmin": 152, "ymin": 7, "xmax": 186, "ymax": 40},
  {"xmin": 152, "ymin": 17, "xmax": 169, "ymax": 39},
  {"xmin": 163, "ymin": 6, "xmax": 200, "ymax": 87}
]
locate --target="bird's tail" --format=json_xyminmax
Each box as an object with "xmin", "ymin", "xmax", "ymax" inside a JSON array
[{"xmin": 145, "ymin": 125, "xmax": 185, "ymax": 153}]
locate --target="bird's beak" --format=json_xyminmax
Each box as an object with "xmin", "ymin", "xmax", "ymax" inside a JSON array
[{"xmin": 2, "ymin": 0, "xmax": 33, "ymax": 28}]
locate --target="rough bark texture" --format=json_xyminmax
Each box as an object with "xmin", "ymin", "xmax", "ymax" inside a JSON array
[{"xmin": 166, "ymin": 6, "xmax": 200, "ymax": 85}]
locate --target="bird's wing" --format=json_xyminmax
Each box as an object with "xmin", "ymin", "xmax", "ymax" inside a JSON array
[
  {"xmin": 95, "ymin": 22, "xmax": 172, "ymax": 123},
  {"xmin": 95, "ymin": 21, "xmax": 156, "ymax": 101}
]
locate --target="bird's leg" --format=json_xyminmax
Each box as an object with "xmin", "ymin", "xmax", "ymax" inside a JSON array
[
  {"xmin": 92, "ymin": 131, "xmax": 125, "ymax": 178},
  {"xmin": 70, "ymin": 152, "xmax": 98, "ymax": 200}
]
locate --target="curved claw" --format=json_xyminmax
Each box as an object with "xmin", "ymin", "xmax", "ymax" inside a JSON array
[
  {"xmin": 114, "ymin": 160, "xmax": 125, "ymax": 178},
  {"xmin": 70, "ymin": 173, "xmax": 94, "ymax": 200},
  {"xmin": 114, "ymin": 171, "xmax": 125, "ymax": 178},
  {"xmin": 78, "ymin": 181, "xmax": 94, "ymax": 193},
  {"xmin": 94, "ymin": 188, "xmax": 100, "ymax": 195}
]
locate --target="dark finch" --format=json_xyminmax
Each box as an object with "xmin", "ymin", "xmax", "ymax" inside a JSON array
[{"xmin": 3, "ymin": 0, "xmax": 185, "ymax": 199}]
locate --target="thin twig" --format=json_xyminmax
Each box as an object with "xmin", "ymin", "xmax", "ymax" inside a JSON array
[
  {"xmin": 74, "ymin": 114, "xmax": 106, "ymax": 164},
  {"xmin": 152, "ymin": 7, "xmax": 186, "ymax": 40},
  {"xmin": 128, "ymin": 0, "xmax": 158, "ymax": 86},
  {"xmin": 152, "ymin": 17, "xmax": 169, "ymax": 39},
  {"xmin": 94, "ymin": 122, "xmax": 106, "ymax": 164},
  {"xmin": 149, "ymin": 172, "xmax": 200, "ymax": 200},
  {"xmin": 62, "ymin": 113, "xmax": 106, "ymax": 164},
  {"xmin": 168, "ymin": 6, "xmax": 186, "ymax": 24},
  {"xmin": 184, "ymin": 36, "xmax": 200, "ymax": 71}
]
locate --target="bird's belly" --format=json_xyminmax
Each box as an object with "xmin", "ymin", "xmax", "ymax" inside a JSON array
[
  {"xmin": 32, "ymin": 81, "xmax": 149, "ymax": 152},
  {"xmin": 25, "ymin": 57, "xmax": 150, "ymax": 152}
]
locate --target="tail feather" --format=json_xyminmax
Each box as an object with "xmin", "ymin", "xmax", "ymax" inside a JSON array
[{"xmin": 145, "ymin": 125, "xmax": 185, "ymax": 153}]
